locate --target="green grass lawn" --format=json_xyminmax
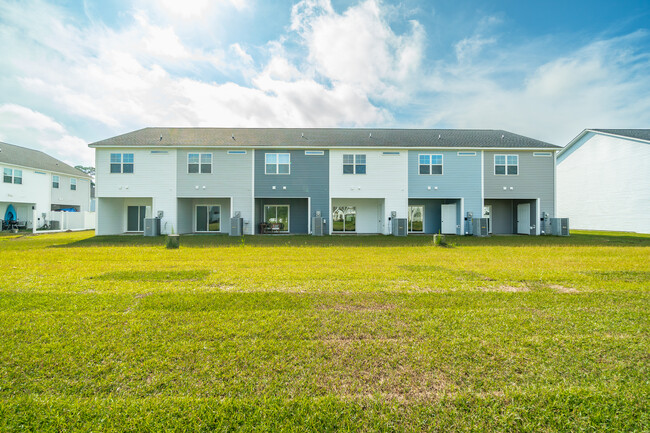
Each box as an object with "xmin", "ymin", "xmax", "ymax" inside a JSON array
[{"xmin": 0, "ymin": 230, "xmax": 648, "ymax": 432}]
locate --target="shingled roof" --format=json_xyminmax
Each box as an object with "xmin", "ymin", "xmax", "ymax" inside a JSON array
[
  {"xmin": 0, "ymin": 141, "xmax": 92, "ymax": 178},
  {"xmin": 591, "ymin": 129, "xmax": 650, "ymax": 142},
  {"xmin": 89, "ymin": 127, "xmax": 560, "ymax": 149}
]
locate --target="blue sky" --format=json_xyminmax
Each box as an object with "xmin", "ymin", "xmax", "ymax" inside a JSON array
[{"xmin": 0, "ymin": 0, "xmax": 649, "ymax": 166}]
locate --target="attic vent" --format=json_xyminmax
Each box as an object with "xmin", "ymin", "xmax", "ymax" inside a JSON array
[
  {"xmin": 501, "ymin": 134, "xmax": 505, "ymax": 139},
  {"xmin": 301, "ymin": 132, "xmax": 305, "ymax": 138},
  {"xmin": 369, "ymin": 133, "xmax": 372, "ymax": 138},
  {"xmin": 159, "ymin": 135, "xmax": 163, "ymax": 141},
  {"xmin": 438, "ymin": 134, "xmax": 441, "ymax": 139},
  {"xmin": 231, "ymin": 134, "xmax": 235, "ymax": 140}
]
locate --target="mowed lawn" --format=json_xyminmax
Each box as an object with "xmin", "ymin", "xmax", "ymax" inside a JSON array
[{"xmin": 0, "ymin": 231, "xmax": 648, "ymax": 432}]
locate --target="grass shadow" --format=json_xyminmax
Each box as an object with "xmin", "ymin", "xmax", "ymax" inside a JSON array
[{"xmin": 51, "ymin": 231, "xmax": 650, "ymax": 248}]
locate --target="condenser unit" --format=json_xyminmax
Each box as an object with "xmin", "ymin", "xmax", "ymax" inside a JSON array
[
  {"xmin": 472, "ymin": 218, "xmax": 489, "ymax": 237},
  {"xmin": 550, "ymin": 218, "xmax": 570, "ymax": 236},
  {"xmin": 144, "ymin": 218, "xmax": 160, "ymax": 236},
  {"xmin": 392, "ymin": 218, "xmax": 407, "ymax": 236},
  {"xmin": 230, "ymin": 217, "xmax": 243, "ymax": 236},
  {"xmin": 312, "ymin": 216, "xmax": 324, "ymax": 236}
]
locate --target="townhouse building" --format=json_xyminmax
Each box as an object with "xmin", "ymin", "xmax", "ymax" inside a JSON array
[
  {"xmin": 90, "ymin": 128, "xmax": 560, "ymax": 236},
  {"xmin": 1, "ymin": 141, "xmax": 92, "ymax": 229}
]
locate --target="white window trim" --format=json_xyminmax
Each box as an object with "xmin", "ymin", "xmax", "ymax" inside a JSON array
[
  {"xmin": 263, "ymin": 204, "xmax": 291, "ymax": 232},
  {"xmin": 265, "ymin": 153, "xmax": 291, "ymax": 175},
  {"xmin": 195, "ymin": 204, "xmax": 221, "ymax": 233},
  {"xmin": 110, "ymin": 153, "xmax": 134, "ymax": 174},
  {"xmin": 52, "ymin": 175, "xmax": 60, "ymax": 189},
  {"xmin": 187, "ymin": 153, "xmax": 212, "ymax": 174},
  {"xmin": 70, "ymin": 178, "xmax": 77, "ymax": 191},
  {"xmin": 342, "ymin": 154, "xmax": 366, "ymax": 175},
  {"xmin": 494, "ymin": 154, "xmax": 519, "ymax": 176},
  {"xmin": 3, "ymin": 168, "xmax": 22, "ymax": 184},
  {"xmin": 418, "ymin": 154, "xmax": 444, "ymax": 175}
]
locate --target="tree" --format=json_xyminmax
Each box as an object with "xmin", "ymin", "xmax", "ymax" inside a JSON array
[{"xmin": 75, "ymin": 166, "xmax": 95, "ymax": 178}]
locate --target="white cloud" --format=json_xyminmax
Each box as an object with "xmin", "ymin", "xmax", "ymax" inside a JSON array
[
  {"xmin": 429, "ymin": 32, "xmax": 650, "ymax": 144},
  {"xmin": 0, "ymin": 104, "xmax": 94, "ymax": 166},
  {"xmin": 0, "ymin": 0, "xmax": 649, "ymax": 160},
  {"xmin": 290, "ymin": 0, "xmax": 426, "ymax": 102}
]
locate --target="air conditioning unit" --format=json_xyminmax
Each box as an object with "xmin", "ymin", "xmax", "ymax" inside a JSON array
[
  {"xmin": 312, "ymin": 217, "xmax": 324, "ymax": 236},
  {"xmin": 230, "ymin": 217, "xmax": 243, "ymax": 236},
  {"xmin": 144, "ymin": 218, "xmax": 160, "ymax": 236},
  {"xmin": 472, "ymin": 218, "xmax": 489, "ymax": 237},
  {"xmin": 550, "ymin": 218, "xmax": 569, "ymax": 236},
  {"xmin": 392, "ymin": 218, "xmax": 407, "ymax": 236}
]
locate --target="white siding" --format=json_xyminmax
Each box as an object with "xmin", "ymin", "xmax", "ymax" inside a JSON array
[
  {"xmin": 96, "ymin": 148, "xmax": 177, "ymax": 234},
  {"xmin": 1, "ymin": 166, "xmax": 51, "ymax": 227},
  {"xmin": 329, "ymin": 150, "xmax": 408, "ymax": 234},
  {"xmin": 557, "ymin": 133, "xmax": 650, "ymax": 233},
  {"xmin": 51, "ymin": 174, "xmax": 91, "ymax": 211}
]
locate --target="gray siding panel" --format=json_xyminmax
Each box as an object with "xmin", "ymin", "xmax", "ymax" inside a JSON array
[
  {"xmin": 255, "ymin": 149, "xmax": 329, "ymax": 228},
  {"xmin": 408, "ymin": 150, "xmax": 482, "ymax": 218},
  {"xmin": 177, "ymin": 149, "xmax": 252, "ymax": 198},
  {"xmin": 484, "ymin": 151, "xmax": 555, "ymax": 217}
]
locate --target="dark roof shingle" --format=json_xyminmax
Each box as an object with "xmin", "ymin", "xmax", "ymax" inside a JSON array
[
  {"xmin": 89, "ymin": 127, "xmax": 560, "ymax": 149},
  {"xmin": 591, "ymin": 129, "xmax": 650, "ymax": 142},
  {"xmin": 0, "ymin": 141, "xmax": 91, "ymax": 178}
]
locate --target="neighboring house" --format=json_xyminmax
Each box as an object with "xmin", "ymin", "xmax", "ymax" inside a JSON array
[
  {"xmin": 557, "ymin": 129, "xmax": 650, "ymax": 234},
  {"xmin": 89, "ymin": 128, "xmax": 560, "ymax": 236},
  {"xmin": 0, "ymin": 141, "xmax": 93, "ymax": 229}
]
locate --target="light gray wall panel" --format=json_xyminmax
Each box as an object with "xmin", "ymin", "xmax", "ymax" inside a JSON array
[{"xmin": 408, "ymin": 150, "xmax": 482, "ymax": 218}]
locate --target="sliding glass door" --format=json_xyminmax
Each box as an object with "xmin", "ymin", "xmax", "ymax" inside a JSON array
[
  {"xmin": 264, "ymin": 205, "xmax": 289, "ymax": 232},
  {"xmin": 332, "ymin": 206, "xmax": 356, "ymax": 232},
  {"xmin": 408, "ymin": 205, "xmax": 424, "ymax": 232},
  {"xmin": 127, "ymin": 206, "xmax": 146, "ymax": 232},
  {"xmin": 196, "ymin": 205, "xmax": 221, "ymax": 232}
]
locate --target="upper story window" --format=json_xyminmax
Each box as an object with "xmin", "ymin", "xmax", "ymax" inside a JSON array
[
  {"xmin": 419, "ymin": 154, "xmax": 443, "ymax": 175},
  {"xmin": 70, "ymin": 178, "xmax": 77, "ymax": 190},
  {"xmin": 188, "ymin": 153, "xmax": 212, "ymax": 173},
  {"xmin": 110, "ymin": 153, "xmax": 134, "ymax": 173},
  {"xmin": 3, "ymin": 168, "xmax": 22, "ymax": 184},
  {"xmin": 265, "ymin": 153, "xmax": 290, "ymax": 174},
  {"xmin": 343, "ymin": 154, "xmax": 366, "ymax": 174},
  {"xmin": 495, "ymin": 154, "xmax": 518, "ymax": 175},
  {"xmin": 52, "ymin": 175, "xmax": 59, "ymax": 188}
]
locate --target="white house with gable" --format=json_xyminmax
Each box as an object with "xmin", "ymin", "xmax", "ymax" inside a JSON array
[
  {"xmin": 0, "ymin": 141, "xmax": 93, "ymax": 230},
  {"xmin": 557, "ymin": 129, "xmax": 650, "ymax": 234}
]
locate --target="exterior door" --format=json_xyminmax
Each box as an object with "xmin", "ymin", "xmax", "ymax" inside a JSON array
[
  {"xmin": 264, "ymin": 205, "xmax": 290, "ymax": 232},
  {"xmin": 332, "ymin": 206, "xmax": 356, "ymax": 232},
  {"xmin": 408, "ymin": 205, "xmax": 424, "ymax": 232},
  {"xmin": 127, "ymin": 206, "xmax": 146, "ymax": 231},
  {"xmin": 517, "ymin": 203, "xmax": 530, "ymax": 235},
  {"xmin": 196, "ymin": 205, "xmax": 221, "ymax": 232},
  {"xmin": 441, "ymin": 204, "xmax": 456, "ymax": 234}
]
